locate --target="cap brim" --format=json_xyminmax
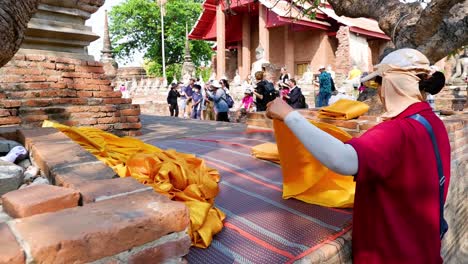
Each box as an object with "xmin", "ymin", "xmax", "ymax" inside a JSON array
[{"xmin": 360, "ymin": 71, "xmax": 380, "ymax": 83}]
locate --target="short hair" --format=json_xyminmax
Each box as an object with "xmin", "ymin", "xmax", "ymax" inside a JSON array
[
  {"xmin": 255, "ymin": 71, "xmax": 264, "ymax": 80},
  {"xmin": 289, "ymin": 78, "xmax": 297, "ymax": 85}
]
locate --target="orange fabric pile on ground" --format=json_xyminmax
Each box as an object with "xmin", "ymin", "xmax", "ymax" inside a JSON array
[{"xmin": 42, "ymin": 120, "xmax": 224, "ymax": 248}]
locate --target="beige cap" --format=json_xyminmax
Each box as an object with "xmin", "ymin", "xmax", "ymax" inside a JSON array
[{"xmin": 361, "ymin": 48, "xmax": 431, "ymax": 83}]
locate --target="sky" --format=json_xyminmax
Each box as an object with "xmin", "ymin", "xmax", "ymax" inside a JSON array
[{"xmin": 86, "ymin": 0, "xmax": 144, "ymax": 67}]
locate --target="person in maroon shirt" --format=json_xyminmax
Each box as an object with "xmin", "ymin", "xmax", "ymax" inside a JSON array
[{"xmin": 266, "ymin": 48, "xmax": 450, "ymax": 263}]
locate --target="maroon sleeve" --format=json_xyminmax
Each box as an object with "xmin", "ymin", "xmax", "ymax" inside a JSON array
[{"xmin": 346, "ymin": 121, "xmax": 404, "ymax": 182}]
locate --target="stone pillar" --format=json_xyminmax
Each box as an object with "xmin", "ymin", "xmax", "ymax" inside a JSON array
[
  {"xmin": 259, "ymin": 5, "xmax": 270, "ymax": 61},
  {"xmin": 237, "ymin": 46, "xmax": 243, "ymax": 79},
  {"xmin": 18, "ymin": 0, "xmax": 101, "ymax": 60},
  {"xmin": 101, "ymin": 10, "xmax": 118, "ymax": 79},
  {"xmin": 216, "ymin": 4, "xmax": 226, "ymax": 80},
  {"xmin": 241, "ymin": 14, "xmax": 251, "ymax": 80},
  {"xmin": 284, "ymin": 26, "xmax": 295, "ymax": 78}
]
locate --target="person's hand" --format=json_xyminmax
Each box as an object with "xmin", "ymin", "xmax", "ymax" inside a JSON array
[{"xmin": 266, "ymin": 98, "xmax": 294, "ymax": 121}]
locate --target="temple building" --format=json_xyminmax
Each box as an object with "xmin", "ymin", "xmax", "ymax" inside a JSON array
[{"xmin": 189, "ymin": 0, "xmax": 391, "ymax": 83}]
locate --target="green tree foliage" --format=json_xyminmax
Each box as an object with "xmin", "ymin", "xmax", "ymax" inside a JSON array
[{"xmin": 109, "ymin": 0, "xmax": 213, "ymax": 72}]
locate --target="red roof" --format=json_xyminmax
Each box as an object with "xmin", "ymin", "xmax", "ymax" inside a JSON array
[{"xmin": 189, "ymin": 0, "xmax": 389, "ymax": 42}]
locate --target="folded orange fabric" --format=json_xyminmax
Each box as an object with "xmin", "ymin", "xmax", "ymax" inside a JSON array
[
  {"xmin": 42, "ymin": 120, "xmax": 224, "ymax": 248},
  {"xmin": 251, "ymin": 142, "xmax": 280, "ymax": 164},
  {"xmin": 273, "ymin": 119, "xmax": 356, "ymax": 208},
  {"xmin": 318, "ymin": 99, "xmax": 369, "ymax": 120}
]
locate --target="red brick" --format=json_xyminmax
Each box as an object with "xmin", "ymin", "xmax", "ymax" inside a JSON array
[
  {"xmin": 26, "ymin": 55, "xmax": 46, "ymax": 62},
  {"xmin": 22, "ymin": 76, "xmax": 47, "ymax": 82},
  {"xmin": 46, "ymin": 76, "xmax": 60, "ymax": 82},
  {"xmin": 18, "ymin": 128, "xmax": 69, "ymax": 149},
  {"xmin": 22, "ymin": 83, "xmax": 50, "ymax": 90},
  {"xmin": 69, "ymin": 83, "xmax": 100, "ymax": 91},
  {"xmin": 102, "ymin": 98, "xmax": 129, "ymax": 104},
  {"xmin": 2, "ymin": 185, "xmax": 79, "ymax": 218},
  {"xmin": 123, "ymin": 116, "xmax": 140, "ymax": 123},
  {"xmin": 87, "ymin": 61, "xmax": 104, "ymax": 67},
  {"xmin": 53, "ymin": 162, "xmax": 116, "ymax": 188},
  {"xmin": 12, "ymin": 191, "xmax": 189, "ymax": 264},
  {"xmin": 0, "ymin": 116, "xmax": 21, "ymax": 125},
  {"xmin": 56, "ymin": 63, "xmax": 75, "ymax": 71},
  {"xmin": 23, "ymin": 99, "xmax": 53, "ymax": 107},
  {"xmin": 120, "ymin": 108, "xmax": 141, "ymax": 116},
  {"xmin": 30, "ymin": 141, "xmax": 97, "ymax": 177},
  {"xmin": 4, "ymin": 68, "xmax": 40, "ymax": 75},
  {"xmin": 128, "ymin": 234, "xmax": 191, "ymax": 264},
  {"xmin": 100, "ymin": 105, "xmax": 118, "ymax": 112},
  {"xmin": 97, "ymin": 117, "xmax": 121, "ymax": 124},
  {"xmin": 0, "ymin": 75, "xmax": 23, "ymax": 83},
  {"xmin": 84, "ymin": 79, "xmax": 111, "ymax": 85},
  {"xmin": 93, "ymin": 91, "xmax": 122, "ymax": 98},
  {"xmin": 38, "ymin": 62, "xmax": 56, "ymax": 70},
  {"xmin": 0, "ymin": 109, "xmax": 12, "ymax": 117},
  {"xmin": 62, "ymin": 72, "xmax": 93, "ymax": 79},
  {"xmin": 75, "ymin": 65, "xmax": 104, "ymax": 73},
  {"xmin": 114, "ymin": 122, "xmax": 142, "ymax": 130},
  {"xmin": 13, "ymin": 54, "xmax": 25, "ymax": 61},
  {"xmin": 93, "ymin": 124, "xmax": 112, "ymax": 131},
  {"xmin": 78, "ymin": 118, "xmax": 98, "ymax": 125},
  {"xmin": 50, "ymin": 57, "xmax": 84, "ymax": 65},
  {"xmin": 77, "ymin": 91, "xmax": 93, "ymax": 97},
  {"xmin": 0, "ymin": 92, "xmax": 6, "ymax": 99},
  {"xmin": 0, "ymin": 100, "xmax": 21, "ymax": 108},
  {"xmin": 74, "ymin": 177, "xmax": 151, "ymax": 204},
  {"xmin": 0, "ymin": 126, "xmax": 19, "ymax": 140},
  {"xmin": 49, "ymin": 82, "xmax": 67, "ymax": 89},
  {"xmin": 359, "ymin": 121, "xmax": 379, "ymax": 131},
  {"xmin": 21, "ymin": 115, "xmax": 48, "ymax": 123},
  {"xmin": 125, "ymin": 130, "xmax": 143, "ymax": 137},
  {"xmin": 0, "ymin": 223, "xmax": 24, "ymax": 264}
]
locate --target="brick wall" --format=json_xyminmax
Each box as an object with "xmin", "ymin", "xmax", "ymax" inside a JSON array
[
  {"xmin": 0, "ymin": 55, "xmax": 142, "ymax": 136},
  {"xmin": 0, "ymin": 127, "xmax": 190, "ymax": 264},
  {"xmin": 246, "ymin": 110, "xmax": 467, "ymax": 263}
]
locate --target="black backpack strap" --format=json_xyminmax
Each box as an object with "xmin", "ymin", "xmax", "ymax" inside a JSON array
[{"xmin": 409, "ymin": 114, "xmax": 448, "ymax": 239}]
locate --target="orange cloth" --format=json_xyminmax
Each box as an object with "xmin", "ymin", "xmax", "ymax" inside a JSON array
[
  {"xmin": 318, "ymin": 99, "xmax": 369, "ymax": 120},
  {"xmin": 251, "ymin": 142, "xmax": 280, "ymax": 164},
  {"xmin": 42, "ymin": 120, "xmax": 224, "ymax": 248},
  {"xmin": 267, "ymin": 120, "xmax": 356, "ymax": 208}
]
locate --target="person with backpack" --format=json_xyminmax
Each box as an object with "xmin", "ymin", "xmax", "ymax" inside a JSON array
[
  {"xmin": 266, "ymin": 48, "xmax": 450, "ymax": 263},
  {"xmin": 284, "ymin": 79, "xmax": 306, "ymax": 109},
  {"xmin": 206, "ymin": 80, "xmax": 230, "ymax": 122},
  {"xmin": 253, "ymin": 71, "xmax": 277, "ymax": 111}
]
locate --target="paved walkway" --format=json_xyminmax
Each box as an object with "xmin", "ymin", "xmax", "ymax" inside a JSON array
[{"xmin": 138, "ymin": 115, "xmax": 246, "ymax": 142}]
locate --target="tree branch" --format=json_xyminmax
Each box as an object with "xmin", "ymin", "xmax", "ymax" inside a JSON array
[
  {"xmin": 324, "ymin": 0, "xmax": 467, "ymax": 63},
  {"xmin": 415, "ymin": 1, "xmax": 468, "ymax": 63},
  {"xmin": 412, "ymin": 0, "xmax": 465, "ymax": 46},
  {"xmin": 0, "ymin": 0, "xmax": 40, "ymax": 68}
]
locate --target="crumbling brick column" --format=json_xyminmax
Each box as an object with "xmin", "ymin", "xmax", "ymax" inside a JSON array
[
  {"xmin": 0, "ymin": 55, "xmax": 141, "ymax": 136},
  {"xmin": 335, "ymin": 26, "xmax": 352, "ymax": 81}
]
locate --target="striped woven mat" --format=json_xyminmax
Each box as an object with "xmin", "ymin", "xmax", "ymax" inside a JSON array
[{"xmin": 152, "ymin": 131, "xmax": 352, "ymax": 264}]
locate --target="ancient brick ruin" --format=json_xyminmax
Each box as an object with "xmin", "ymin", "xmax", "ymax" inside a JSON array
[
  {"xmin": 0, "ymin": 55, "xmax": 141, "ymax": 136},
  {"xmin": 0, "ymin": 0, "xmax": 141, "ymax": 136}
]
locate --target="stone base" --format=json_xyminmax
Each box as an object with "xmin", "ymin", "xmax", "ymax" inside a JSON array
[{"xmin": 0, "ymin": 54, "xmax": 141, "ymax": 136}]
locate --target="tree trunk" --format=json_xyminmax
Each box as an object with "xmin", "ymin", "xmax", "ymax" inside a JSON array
[
  {"xmin": 0, "ymin": 0, "xmax": 40, "ymax": 67},
  {"xmin": 327, "ymin": 0, "xmax": 468, "ymax": 64}
]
